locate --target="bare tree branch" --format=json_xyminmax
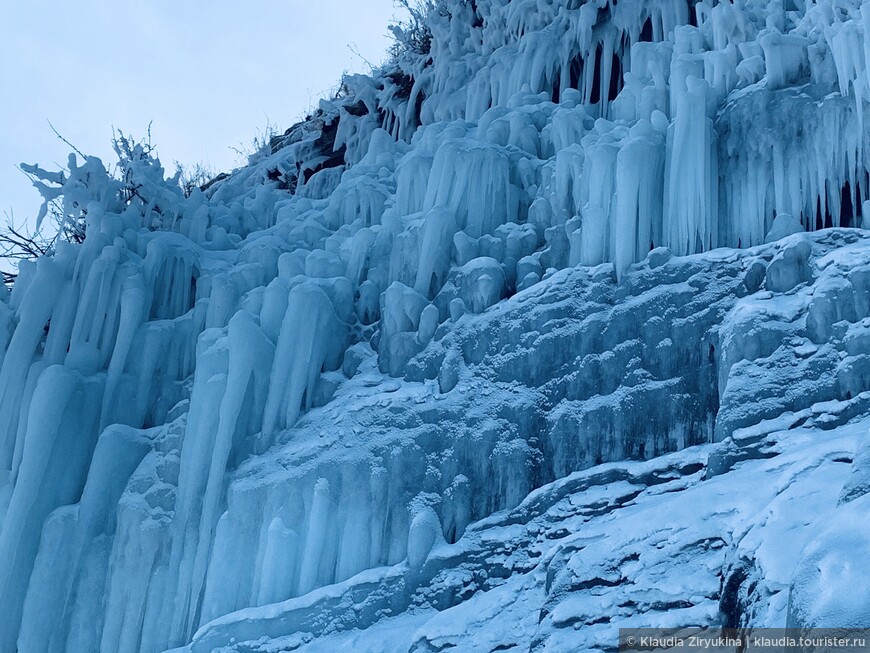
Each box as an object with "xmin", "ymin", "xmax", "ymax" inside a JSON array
[{"xmin": 46, "ymin": 120, "xmax": 86, "ymax": 159}]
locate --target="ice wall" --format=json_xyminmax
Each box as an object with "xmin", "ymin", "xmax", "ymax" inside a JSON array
[{"xmin": 0, "ymin": 0, "xmax": 869, "ymax": 651}]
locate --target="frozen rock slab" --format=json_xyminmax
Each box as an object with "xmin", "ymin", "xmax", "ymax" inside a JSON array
[
  {"xmin": 716, "ymin": 232, "xmax": 870, "ymax": 439},
  {"xmin": 174, "ymin": 416, "xmax": 870, "ymax": 653},
  {"xmin": 182, "ymin": 231, "xmax": 870, "ymax": 634}
]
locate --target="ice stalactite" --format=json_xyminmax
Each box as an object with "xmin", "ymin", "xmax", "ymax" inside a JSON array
[
  {"xmin": 614, "ymin": 118, "xmax": 667, "ymax": 276},
  {"xmin": 0, "ymin": 366, "xmax": 103, "ymax": 652},
  {"xmin": 572, "ymin": 124, "xmax": 623, "ymax": 267},
  {"xmin": 718, "ymin": 86, "xmax": 870, "ymax": 248},
  {"xmin": 16, "ymin": 421, "xmax": 177, "ymax": 653},
  {"xmin": 0, "ymin": 259, "xmax": 65, "ymax": 469},
  {"xmin": 296, "ymin": 478, "xmax": 333, "ymax": 595},
  {"xmin": 554, "ymin": 115, "xmax": 668, "ymax": 276},
  {"xmin": 254, "ymin": 514, "xmax": 299, "ymax": 607},
  {"xmin": 394, "ymin": 149, "xmax": 435, "ymax": 217},
  {"xmin": 143, "ymin": 237, "xmax": 200, "ymax": 321},
  {"xmin": 664, "ymin": 74, "xmax": 719, "ymax": 256},
  {"xmin": 422, "ymin": 139, "xmax": 518, "ymax": 238},
  {"xmin": 167, "ymin": 311, "xmax": 274, "ymax": 644},
  {"xmin": 415, "ymin": 208, "xmax": 459, "ymax": 298},
  {"xmin": 262, "ymin": 282, "xmax": 350, "ymax": 438}
]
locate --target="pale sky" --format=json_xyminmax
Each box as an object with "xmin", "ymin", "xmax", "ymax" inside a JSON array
[{"xmin": 0, "ymin": 0, "xmax": 400, "ymax": 228}]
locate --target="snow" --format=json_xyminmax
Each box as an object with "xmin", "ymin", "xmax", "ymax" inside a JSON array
[
  {"xmin": 788, "ymin": 492, "xmax": 870, "ymax": 628},
  {"xmin": 182, "ymin": 417, "xmax": 868, "ymax": 653},
  {"xmin": 0, "ymin": 0, "xmax": 870, "ymax": 651}
]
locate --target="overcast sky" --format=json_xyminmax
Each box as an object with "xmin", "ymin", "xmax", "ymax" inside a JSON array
[{"xmin": 0, "ymin": 0, "xmax": 399, "ymax": 227}]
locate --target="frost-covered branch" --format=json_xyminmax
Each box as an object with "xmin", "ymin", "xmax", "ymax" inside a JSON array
[
  {"xmin": 389, "ymin": 0, "xmax": 438, "ymax": 57},
  {"xmin": 176, "ymin": 161, "xmax": 218, "ymax": 198},
  {"xmin": 2, "ymin": 130, "xmax": 205, "ymax": 283}
]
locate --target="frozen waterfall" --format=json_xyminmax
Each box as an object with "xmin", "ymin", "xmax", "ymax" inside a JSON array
[{"xmin": 1, "ymin": 0, "xmax": 870, "ymax": 651}]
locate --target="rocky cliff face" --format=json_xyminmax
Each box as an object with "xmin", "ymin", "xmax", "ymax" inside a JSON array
[{"xmin": 1, "ymin": 1, "xmax": 869, "ymax": 651}]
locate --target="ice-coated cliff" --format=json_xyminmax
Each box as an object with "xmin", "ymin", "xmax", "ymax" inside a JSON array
[{"xmin": 2, "ymin": 0, "xmax": 870, "ymax": 651}]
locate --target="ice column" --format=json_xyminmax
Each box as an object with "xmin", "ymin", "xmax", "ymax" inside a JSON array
[{"xmin": 664, "ymin": 75, "xmax": 718, "ymax": 255}]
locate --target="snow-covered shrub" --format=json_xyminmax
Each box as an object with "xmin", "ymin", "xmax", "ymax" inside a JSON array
[{"xmin": 7, "ymin": 131, "xmax": 190, "ymax": 279}]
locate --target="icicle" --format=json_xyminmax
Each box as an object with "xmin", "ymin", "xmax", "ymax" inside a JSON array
[
  {"xmin": 415, "ymin": 208, "xmax": 459, "ymax": 298},
  {"xmin": 261, "ymin": 283, "xmax": 349, "ymax": 436},
  {"xmin": 614, "ymin": 119, "xmax": 666, "ymax": 278},
  {"xmin": 297, "ymin": 478, "xmax": 332, "ymax": 595},
  {"xmin": 0, "ymin": 259, "xmax": 64, "ymax": 468},
  {"xmin": 168, "ymin": 311, "xmax": 274, "ymax": 643},
  {"xmin": 423, "ymin": 139, "xmax": 516, "ymax": 238},
  {"xmin": 0, "ymin": 366, "xmax": 103, "ymax": 652},
  {"xmin": 664, "ymin": 75, "xmax": 718, "ymax": 255}
]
